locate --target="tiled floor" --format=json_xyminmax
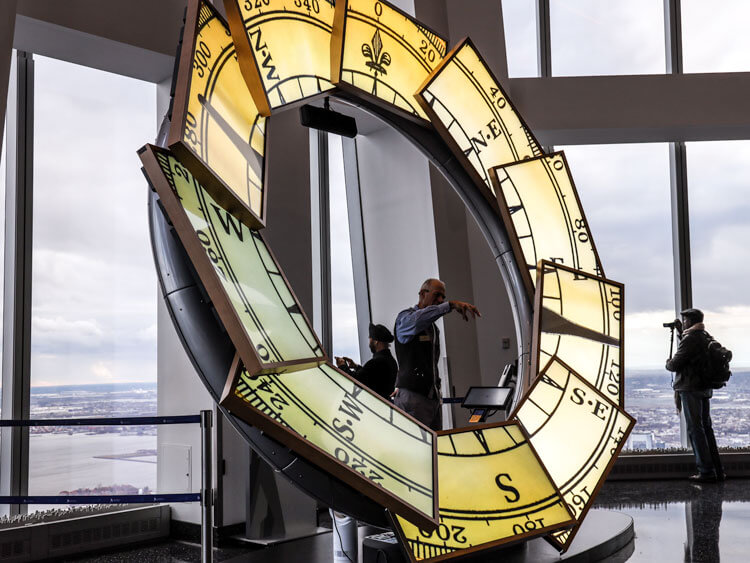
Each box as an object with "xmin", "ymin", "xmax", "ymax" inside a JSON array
[{"xmin": 65, "ymin": 479, "xmax": 750, "ymax": 562}]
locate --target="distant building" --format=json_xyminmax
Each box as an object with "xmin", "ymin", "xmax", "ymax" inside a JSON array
[{"xmin": 626, "ymin": 432, "xmax": 655, "ymax": 450}]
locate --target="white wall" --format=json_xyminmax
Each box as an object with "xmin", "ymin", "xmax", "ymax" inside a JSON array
[{"xmin": 356, "ymin": 128, "xmax": 440, "ymax": 335}]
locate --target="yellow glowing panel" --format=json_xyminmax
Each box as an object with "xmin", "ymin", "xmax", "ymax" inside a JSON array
[
  {"xmin": 168, "ymin": 0, "xmax": 267, "ymax": 229},
  {"xmin": 513, "ymin": 358, "xmax": 634, "ymax": 551},
  {"xmin": 222, "ymin": 360, "xmax": 438, "ymax": 529},
  {"xmin": 533, "ymin": 261, "xmax": 624, "ymax": 406},
  {"xmin": 416, "ymin": 38, "xmax": 540, "ymax": 200},
  {"xmin": 224, "ymin": 0, "xmax": 336, "ymax": 115},
  {"xmin": 139, "ymin": 145, "xmax": 324, "ymax": 376},
  {"xmin": 331, "ymin": 0, "xmax": 447, "ymax": 121},
  {"xmin": 490, "ymin": 152, "xmax": 603, "ymax": 297},
  {"xmin": 390, "ymin": 423, "xmax": 573, "ymax": 562}
]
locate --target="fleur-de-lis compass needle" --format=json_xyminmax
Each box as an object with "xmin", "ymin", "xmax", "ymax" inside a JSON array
[{"xmin": 362, "ymin": 29, "xmax": 391, "ymax": 77}]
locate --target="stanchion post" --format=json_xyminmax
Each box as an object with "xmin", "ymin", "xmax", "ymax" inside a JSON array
[{"xmin": 200, "ymin": 409, "xmax": 213, "ymax": 563}]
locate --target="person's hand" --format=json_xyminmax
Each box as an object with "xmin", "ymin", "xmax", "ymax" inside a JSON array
[
  {"xmin": 335, "ymin": 356, "xmax": 346, "ymax": 368},
  {"xmin": 674, "ymin": 391, "xmax": 681, "ymax": 413},
  {"xmin": 342, "ymin": 356, "xmax": 355, "ymax": 368},
  {"xmin": 450, "ymin": 300, "xmax": 481, "ymax": 321},
  {"xmin": 390, "ymin": 387, "xmax": 399, "ymax": 398}
]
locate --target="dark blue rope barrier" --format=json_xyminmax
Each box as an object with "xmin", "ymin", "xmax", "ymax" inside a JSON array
[
  {"xmin": 442, "ymin": 397, "xmax": 465, "ymax": 404},
  {"xmin": 0, "ymin": 415, "xmax": 201, "ymax": 427},
  {"xmin": 0, "ymin": 493, "xmax": 201, "ymax": 505}
]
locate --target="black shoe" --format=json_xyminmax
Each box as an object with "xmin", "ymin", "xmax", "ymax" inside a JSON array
[
  {"xmin": 688, "ymin": 473, "xmax": 718, "ymax": 483},
  {"xmin": 717, "ymin": 472, "xmax": 727, "ymax": 481}
]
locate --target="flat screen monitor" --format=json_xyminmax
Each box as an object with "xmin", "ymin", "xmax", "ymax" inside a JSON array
[{"xmin": 462, "ymin": 387, "xmax": 513, "ymax": 410}]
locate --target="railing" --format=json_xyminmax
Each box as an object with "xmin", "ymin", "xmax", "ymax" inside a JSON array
[{"xmin": 0, "ymin": 410, "xmax": 213, "ymax": 563}]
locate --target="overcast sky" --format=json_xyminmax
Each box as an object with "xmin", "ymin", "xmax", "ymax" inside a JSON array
[{"xmin": 29, "ymin": 55, "xmax": 157, "ymax": 387}]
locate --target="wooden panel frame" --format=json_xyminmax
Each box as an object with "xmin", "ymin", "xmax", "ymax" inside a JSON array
[
  {"xmin": 330, "ymin": 0, "xmax": 448, "ymax": 125},
  {"xmin": 387, "ymin": 420, "xmax": 575, "ymax": 563},
  {"xmin": 224, "ymin": 0, "xmax": 336, "ymax": 116},
  {"xmin": 509, "ymin": 356, "xmax": 635, "ymax": 552},
  {"xmin": 490, "ymin": 151, "xmax": 605, "ymax": 300},
  {"xmin": 530, "ymin": 260, "xmax": 625, "ymax": 406},
  {"xmin": 221, "ymin": 354, "xmax": 440, "ymax": 531},
  {"xmin": 415, "ymin": 36, "xmax": 542, "ymax": 210},
  {"xmin": 168, "ymin": 0, "xmax": 268, "ymax": 230},
  {"xmin": 139, "ymin": 143, "xmax": 325, "ymax": 377}
]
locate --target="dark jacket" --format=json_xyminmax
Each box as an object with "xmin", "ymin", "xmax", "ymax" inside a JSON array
[
  {"xmin": 666, "ymin": 323, "xmax": 711, "ymax": 392},
  {"xmin": 343, "ymin": 349, "xmax": 397, "ymax": 400}
]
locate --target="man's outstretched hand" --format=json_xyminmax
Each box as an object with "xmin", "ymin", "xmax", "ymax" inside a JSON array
[{"xmin": 450, "ymin": 300, "xmax": 481, "ymax": 321}]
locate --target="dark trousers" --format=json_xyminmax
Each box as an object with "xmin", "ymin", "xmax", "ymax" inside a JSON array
[
  {"xmin": 393, "ymin": 388, "xmax": 442, "ymax": 431},
  {"xmin": 680, "ymin": 391, "xmax": 723, "ymax": 477}
]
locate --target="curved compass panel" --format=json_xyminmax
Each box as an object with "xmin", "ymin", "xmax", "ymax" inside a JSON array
[
  {"xmin": 532, "ymin": 260, "xmax": 624, "ymax": 406},
  {"xmin": 140, "ymin": 144, "xmax": 325, "ymax": 375},
  {"xmin": 169, "ymin": 0, "xmax": 268, "ymax": 229},
  {"xmin": 224, "ymin": 0, "xmax": 336, "ymax": 115},
  {"xmin": 416, "ymin": 38, "xmax": 541, "ymax": 203},
  {"xmin": 221, "ymin": 357, "xmax": 438, "ymax": 529},
  {"xmin": 513, "ymin": 358, "xmax": 634, "ymax": 551},
  {"xmin": 490, "ymin": 152, "xmax": 603, "ymax": 297},
  {"xmin": 390, "ymin": 422, "xmax": 573, "ymax": 562},
  {"xmin": 331, "ymin": 0, "xmax": 447, "ymax": 121}
]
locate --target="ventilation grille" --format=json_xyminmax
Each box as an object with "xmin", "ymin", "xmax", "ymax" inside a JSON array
[{"xmin": 0, "ymin": 505, "xmax": 169, "ymax": 562}]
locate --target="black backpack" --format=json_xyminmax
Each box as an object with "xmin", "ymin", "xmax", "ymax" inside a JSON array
[{"xmin": 703, "ymin": 335, "xmax": 732, "ymax": 389}]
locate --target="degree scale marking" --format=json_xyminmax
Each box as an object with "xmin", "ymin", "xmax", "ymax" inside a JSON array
[
  {"xmin": 234, "ymin": 366, "xmax": 434, "ymax": 499},
  {"xmin": 228, "ymin": 0, "xmax": 337, "ymax": 113},
  {"xmin": 170, "ymin": 1, "xmax": 267, "ymax": 228},
  {"xmin": 153, "ymin": 150, "xmax": 323, "ymax": 368},
  {"xmin": 391, "ymin": 423, "xmax": 574, "ymax": 562},
  {"xmin": 513, "ymin": 359, "xmax": 634, "ymax": 550}
]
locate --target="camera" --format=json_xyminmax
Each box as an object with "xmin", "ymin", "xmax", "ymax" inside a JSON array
[{"xmin": 663, "ymin": 319, "xmax": 682, "ymax": 330}]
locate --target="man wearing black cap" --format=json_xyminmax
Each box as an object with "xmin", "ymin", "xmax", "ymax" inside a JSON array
[
  {"xmin": 335, "ymin": 323, "xmax": 398, "ymax": 400},
  {"xmin": 666, "ymin": 308, "xmax": 725, "ymax": 483}
]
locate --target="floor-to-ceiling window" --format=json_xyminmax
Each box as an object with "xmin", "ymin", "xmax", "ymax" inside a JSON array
[
  {"xmin": 328, "ymin": 134, "xmax": 360, "ymax": 364},
  {"xmin": 686, "ymin": 140, "xmax": 750, "ymax": 448},
  {"xmin": 558, "ymin": 143, "xmax": 677, "ymax": 450},
  {"xmin": 28, "ymin": 55, "xmax": 157, "ymax": 505},
  {"xmin": 681, "ymin": 0, "xmax": 750, "ymax": 73},
  {"xmin": 549, "ymin": 0, "xmax": 665, "ymax": 76}
]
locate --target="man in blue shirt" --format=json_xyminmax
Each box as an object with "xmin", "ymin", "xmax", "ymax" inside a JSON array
[{"xmin": 392, "ymin": 278, "xmax": 480, "ymax": 430}]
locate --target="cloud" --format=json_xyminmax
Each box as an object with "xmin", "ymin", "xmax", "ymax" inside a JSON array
[{"xmin": 90, "ymin": 361, "xmax": 115, "ymax": 381}]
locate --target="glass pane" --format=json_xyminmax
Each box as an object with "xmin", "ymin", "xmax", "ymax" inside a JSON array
[
  {"xmin": 29, "ymin": 55, "xmax": 157, "ymax": 504},
  {"xmin": 557, "ymin": 143, "xmax": 676, "ymax": 450},
  {"xmin": 682, "ymin": 0, "xmax": 750, "ymax": 73},
  {"xmin": 550, "ymin": 0, "xmax": 665, "ymax": 76},
  {"xmin": 687, "ymin": 140, "xmax": 750, "ymax": 448},
  {"xmin": 501, "ymin": 0, "xmax": 538, "ymax": 78},
  {"xmin": 328, "ymin": 134, "xmax": 360, "ymax": 363}
]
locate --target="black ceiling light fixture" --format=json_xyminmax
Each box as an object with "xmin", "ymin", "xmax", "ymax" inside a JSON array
[{"xmin": 300, "ymin": 97, "xmax": 358, "ymax": 138}]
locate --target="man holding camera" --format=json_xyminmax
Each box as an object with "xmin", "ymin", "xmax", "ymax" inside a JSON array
[{"xmin": 665, "ymin": 308, "xmax": 725, "ymax": 483}]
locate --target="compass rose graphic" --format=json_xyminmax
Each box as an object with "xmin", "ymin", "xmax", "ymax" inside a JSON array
[{"xmin": 362, "ymin": 29, "xmax": 391, "ymax": 77}]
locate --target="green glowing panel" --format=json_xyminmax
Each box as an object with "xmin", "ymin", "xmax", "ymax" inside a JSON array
[
  {"xmin": 139, "ymin": 144, "xmax": 324, "ymax": 376},
  {"xmin": 490, "ymin": 152, "xmax": 603, "ymax": 297},
  {"xmin": 390, "ymin": 422, "xmax": 573, "ymax": 562},
  {"xmin": 331, "ymin": 0, "xmax": 447, "ymax": 121},
  {"xmin": 416, "ymin": 38, "xmax": 541, "ymax": 202},
  {"xmin": 221, "ymin": 358, "xmax": 438, "ymax": 529},
  {"xmin": 532, "ymin": 261, "xmax": 624, "ymax": 406},
  {"xmin": 224, "ymin": 0, "xmax": 336, "ymax": 116},
  {"xmin": 168, "ymin": 0, "xmax": 267, "ymax": 229},
  {"xmin": 513, "ymin": 358, "xmax": 634, "ymax": 552}
]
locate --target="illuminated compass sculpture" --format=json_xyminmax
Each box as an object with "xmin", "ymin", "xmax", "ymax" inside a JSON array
[{"xmin": 139, "ymin": 0, "xmax": 635, "ymax": 559}]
